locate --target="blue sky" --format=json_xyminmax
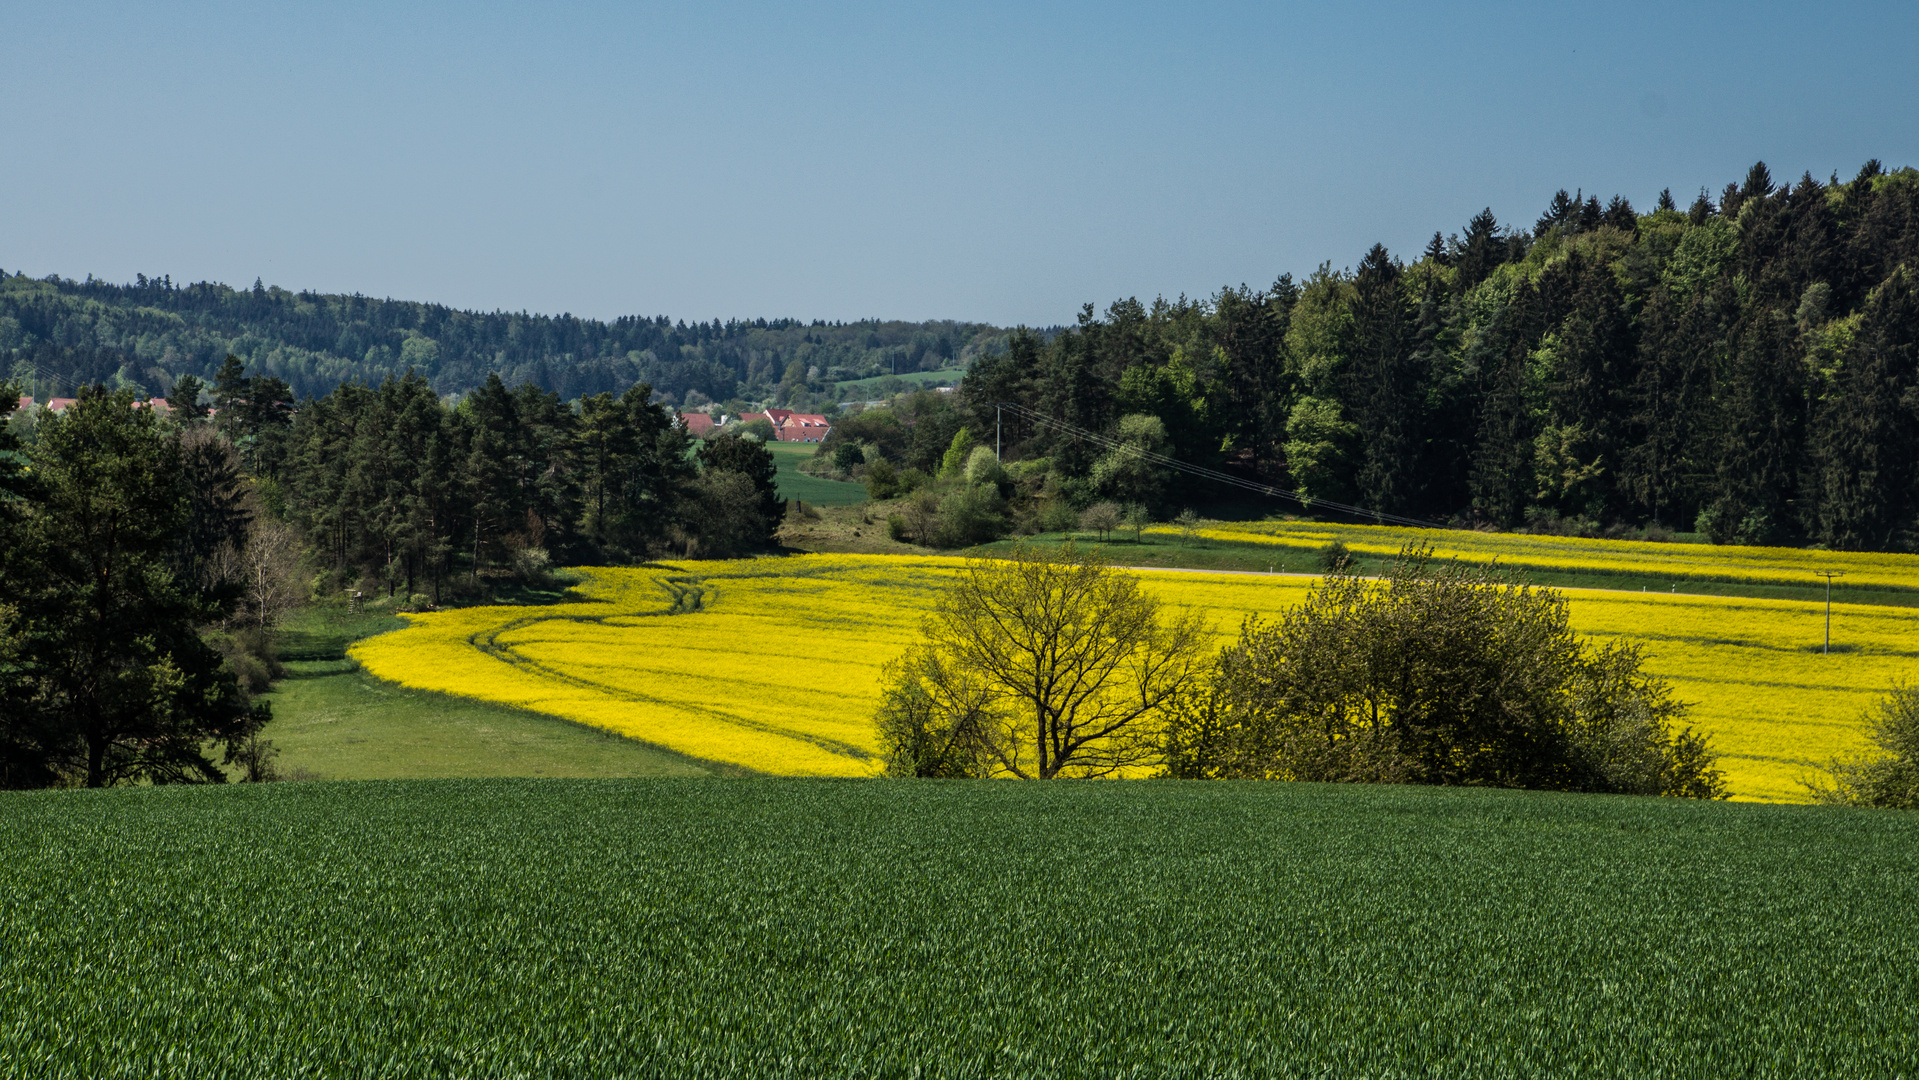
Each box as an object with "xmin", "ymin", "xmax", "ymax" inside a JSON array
[{"xmin": 2, "ymin": 1, "xmax": 1913, "ymax": 326}]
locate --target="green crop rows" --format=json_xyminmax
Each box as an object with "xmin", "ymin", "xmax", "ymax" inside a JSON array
[{"xmin": 3, "ymin": 779, "xmax": 1916, "ymax": 1077}]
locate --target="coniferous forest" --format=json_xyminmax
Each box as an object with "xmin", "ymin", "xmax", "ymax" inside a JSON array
[{"xmin": 962, "ymin": 161, "xmax": 1919, "ymax": 548}]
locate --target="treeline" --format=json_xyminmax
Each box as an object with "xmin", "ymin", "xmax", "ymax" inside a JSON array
[
  {"xmin": 0, "ymin": 361, "xmax": 794, "ymax": 788},
  {"xmin": 184, "ymin": 358, "xmax": 786, "ymax": 600},
  {"xmin": 0, "ymin": 272, "xmax": 1007, "ymax": 408},
  {"xmin": 959, "ymin": 160, "xmax": 1919, "ymax": 549}
]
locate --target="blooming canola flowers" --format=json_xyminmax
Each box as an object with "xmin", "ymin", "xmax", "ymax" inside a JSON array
[
  {"xmin": 1152, "ymin": 519, "xmax": 1919, "ymax": 596},
  {"xmin": 351, "ymin": 553, "xmax": 1919, "ymax": 800}
]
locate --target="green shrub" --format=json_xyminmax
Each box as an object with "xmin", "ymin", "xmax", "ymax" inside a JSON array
[
  {"xmin": 1319, "ymin": 540, "xmax": 1353, "ymax": 572},
  {"xmin": 832, "ymin": 441, "xmax": 865, "ymax": 473},
  {"xmin": 1036, "ymin": 500, "xmax": 1080, "ymax": 533},
  {"xmin": 962, "ymin": 446, "xmax": 1004, "ymax": 486},
  {"xmin": 865, "ymin": 460, "xmax": 900, "ymax": 499},
  {"xmin": 932, "ymin": 483, "xmax": 1006, "ymax": 548},
  {"xmin": 1810, "ymin": 684, "xmax": 1919, "ymax": 808},
  {"xmin": 1164, "ymin": 543, "xmax": 1727, "ymax": 798}
]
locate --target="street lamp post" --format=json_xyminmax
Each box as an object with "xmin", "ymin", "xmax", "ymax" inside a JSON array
[{"xmin": 1813, "ymin": 570, "xmax": 1844, "ymax": 654}]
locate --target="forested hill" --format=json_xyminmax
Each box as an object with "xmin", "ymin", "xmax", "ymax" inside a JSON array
[
  {"xmin": 964, "ymin": 160, "xmax": 1919, "ymax": 549},
  {"xmin": 0, "ymin": 273, "xmax": 1009, "ymax": 407}
]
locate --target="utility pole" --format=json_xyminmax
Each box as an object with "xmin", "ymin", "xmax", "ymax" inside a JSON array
[
  {"xmin": 995, "ymin": 403, "xmax": 1002, "ymax": 460},
  {"xmin": 1813, "ymin": 570, "xmax": 1844, "ymax": 654}
]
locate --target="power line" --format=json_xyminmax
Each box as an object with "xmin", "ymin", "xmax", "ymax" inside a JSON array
[{"xmin": 989, "ymin": 401, "xmax": 1451, "ymax": 531}]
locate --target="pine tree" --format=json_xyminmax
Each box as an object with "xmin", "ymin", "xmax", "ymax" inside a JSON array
[
  {"xmin": 1701, "ymin": 311, "xmax": 1807, "ymax": 543},
  {"xmin": 1456, "ymin": 209, "xmax": 1505, "ymax": 290},
  {"xmin": 1465, "ymin": 282, "xmax": 1542, "ymax": 526},
  {"xmin": 1621, "ymin": 289, "xmax": 1713, "ymax": 526},
  {"xmin": 1343, "ymin": 245, "xmax": 1421, "ymax": 515},
  {"xmin": 1536, "ymin": 191, "xmax": 1578, "ymax": 237},
  {"xmin": 11, "ymin": 388, "xmax": 263, "ymax": 787},
  {"xmin": 1811, "ymin": 270, "xmax": 1919, "ymax": 549},
  {"xmin": 1538, "ymin": 256, "xmax": 1635, "ymax": 519},
  {"xmin": 1688, "ymin": 188, "xmax": 1715, "ymax": 226}
]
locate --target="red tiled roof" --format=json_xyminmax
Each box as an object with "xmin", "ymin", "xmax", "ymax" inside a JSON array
[{"xmin": 680, "ymin": 412, "xmax": 715, "ymax": 436}]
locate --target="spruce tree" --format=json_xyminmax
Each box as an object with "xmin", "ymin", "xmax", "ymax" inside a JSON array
[
  {"xmin": 1456, "ymin": 209, "xmax": 1504, "ymax": 290},
  {"xmin": 1811, "ymin": 270, "xmax": 1919, "ymax": 549},
  {"xmin": 1343, "ymin": 245, "xmax": 1421, "ymax": 515}
]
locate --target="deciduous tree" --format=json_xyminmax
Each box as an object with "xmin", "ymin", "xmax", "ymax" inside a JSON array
[{"xmin": 876, "ymin": 542, "xmax": 1206, "ymax": 779}]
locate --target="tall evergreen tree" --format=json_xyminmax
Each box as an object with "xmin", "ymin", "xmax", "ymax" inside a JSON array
[
  {"xmin": 8, "ymin": 387, "xmax": 263, "ymax": 787},
  {"xmin": 1343, "ymin": 245, "xmax": 1421, "ymax": 515},
  {"xmin": 1811, "ymin": 270, "xmax": 1919, "ymax": 549}
]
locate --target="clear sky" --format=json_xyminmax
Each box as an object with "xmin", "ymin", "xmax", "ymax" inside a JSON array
[{"xmin": 2, "ymin": 1, "xmax": 1913, "ymax": 326}]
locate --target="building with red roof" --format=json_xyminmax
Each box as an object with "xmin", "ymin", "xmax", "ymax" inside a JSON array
[{"xmin": 756, "ymin": 408, "xmax": 832, "ymax": 443}]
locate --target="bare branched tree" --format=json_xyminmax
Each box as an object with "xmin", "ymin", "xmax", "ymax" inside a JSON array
[{"xmin": 877, "ymin": 541, "xmax": 1207, "ymax": 778}]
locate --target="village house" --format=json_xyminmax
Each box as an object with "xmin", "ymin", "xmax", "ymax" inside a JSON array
[{"xmin": 758, "ymin": 408, "xmax": 832, "ymax": 443}]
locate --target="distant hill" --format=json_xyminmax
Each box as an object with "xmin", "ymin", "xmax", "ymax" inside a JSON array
[{"xmin": 0, "ymin": 271, "xmax": 1011, "ymax": 407}]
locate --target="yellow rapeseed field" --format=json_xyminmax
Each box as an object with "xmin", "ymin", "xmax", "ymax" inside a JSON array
[
  {"xmin": 352, "ymin": 554, "xmax": 1918, "ymax": 800},
  {"xmin": 1153, "ymin": 519, "xmax": 1919, "ymax": 596}
]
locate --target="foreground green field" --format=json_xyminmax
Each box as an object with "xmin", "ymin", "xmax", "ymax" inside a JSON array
[
  {"xmin": 351, "ymin": 555, "xmax": 1911, "ymax": 800},
  {"xmin": 2, "ymin": 779, "xmax": 1914, "ymax": 1077}
]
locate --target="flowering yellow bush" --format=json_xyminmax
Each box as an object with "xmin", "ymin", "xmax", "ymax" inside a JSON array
[{"xmin": 352, "ymin": 553, "xmax": 1917, "ymax": 800}]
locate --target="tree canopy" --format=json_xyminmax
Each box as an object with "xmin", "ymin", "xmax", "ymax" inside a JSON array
[
  {"xmin": 875, "ymin": 542, "xmax": 1208, "ymax": 779},
  {"xmin": 1162, "ymin": 544, "xmax": 1726, "ymax": 798}
]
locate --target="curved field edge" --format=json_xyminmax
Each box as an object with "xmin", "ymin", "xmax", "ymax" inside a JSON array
[
  {"xmin": 2, "ymin": 778, "xmax": 1916, "ymax": 1076},
  {"xmin": 347, "ymin": 555, "xmax": 1908, "ymax": 801},
  {"xmin": 349, "ymin": 555, "xmax": 977, "ymax": 777}
]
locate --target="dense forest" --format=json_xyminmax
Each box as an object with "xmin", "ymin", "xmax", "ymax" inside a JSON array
[
  {"xmin": 957, "ymin": 160, "xmax": 1919, "ymax": 548},
  {"xmin": 0, "ymin": 274, "xmax": 1007, "ymax": 408}
]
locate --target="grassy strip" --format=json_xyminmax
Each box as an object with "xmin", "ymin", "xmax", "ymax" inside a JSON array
[
  {"xmin": 264, "ymin": 660, "xmax": 722, "ymax": 781},
  {"xmin": 2, "ymin": 778, "xmax": 1914, "ymax": 1075},
  {"xmin": 265, "ymin": 594, "xmax": 726, "ymax": 781},
  {"xmin": 833, "ymin": 366, "xmax": 967, "ymax": 392}
]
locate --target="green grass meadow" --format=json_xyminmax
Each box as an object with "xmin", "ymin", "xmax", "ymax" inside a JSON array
[
  {"xmin": 765, "ymin": 439, "xmax": 869, "ymax": 506},
  {"xmin": 3, "ymin": 779, "xmax": 1915, "ymax": 1077},
  {"xmin": 264, "ymin": 605, "xmax": 717, "ymax": 782},
  {"xmin": 833, "ymin": 366, "xmax": 968, "ymax": 393}
]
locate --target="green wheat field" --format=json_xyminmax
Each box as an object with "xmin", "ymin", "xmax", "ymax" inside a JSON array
[{"xmin": 3, "ymin": 778, "xmax": 1915, "ymax": 1078}]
